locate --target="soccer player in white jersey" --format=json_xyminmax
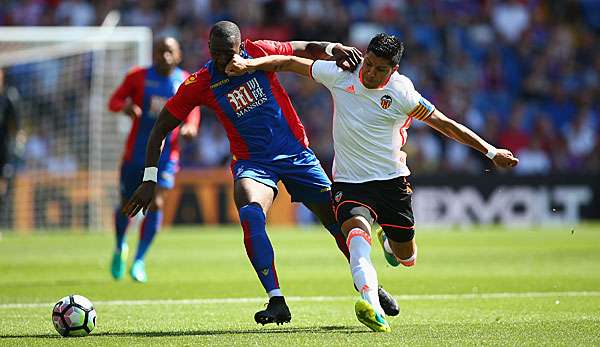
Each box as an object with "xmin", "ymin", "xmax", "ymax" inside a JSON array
[{"xmin": 225, "ymin": 33, "xmax": 519, "ymax": 332}]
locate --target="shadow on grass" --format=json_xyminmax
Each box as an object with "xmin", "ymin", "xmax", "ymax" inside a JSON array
[{"xmin": 0, "ymin": 325, "xmax": 367, "ymax": 339}]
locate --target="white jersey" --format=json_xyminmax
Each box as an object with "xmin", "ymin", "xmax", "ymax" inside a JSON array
[{"xmin": 310, "ymin": 60, "xmax": 435, "ymax": 183}]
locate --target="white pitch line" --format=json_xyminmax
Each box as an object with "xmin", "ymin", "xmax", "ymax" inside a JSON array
[{"xmin": 1, "ymin": 291, "xmax": 599, "ymax": 309}]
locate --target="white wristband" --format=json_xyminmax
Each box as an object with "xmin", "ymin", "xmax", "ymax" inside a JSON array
[
  {"xmin": 143, "ymin": 167, "xmax": 158, "ymax": 182},
  {"xmin": 486, "ymin": 147, "xmax": 498, "ymax": 159},
  {"xmin": 325, "ymin": 43, "xmax": 337, "ymax": 56}
]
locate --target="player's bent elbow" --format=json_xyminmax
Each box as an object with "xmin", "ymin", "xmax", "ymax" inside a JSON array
[{"xmin": 108, "ymin": 100, "xmax": 124, "ymax": 113}]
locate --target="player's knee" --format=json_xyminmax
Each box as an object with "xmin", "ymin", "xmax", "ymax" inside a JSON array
[
  {"xmin": 149, "ymin": 198, "xmax": 163, "ymax": 211},
  {"xmin": 341, "ymin": 216, "xmax": 370, "ymax": 236},
  {"xmin": 340, "ymin": 207, "xmax": 373, "ymax": 232},
  {"xmin": 149, "ymin": 189, "xmax": 168, "ymax": 211}
]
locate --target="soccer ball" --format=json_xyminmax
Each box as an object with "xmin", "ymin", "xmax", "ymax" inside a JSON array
[{"xmin": 51, "ymin": 295, "xmax": 96, "ymax": 337}]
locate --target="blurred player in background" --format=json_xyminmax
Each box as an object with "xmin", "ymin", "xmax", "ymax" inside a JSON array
[
  {"xmin": 122, "ymin": 21, "xmax": 399, "ymax": 325},
  {"xmin": 108, "ymin": 37, "xmax": 200, "ymax": 283},
  {"xmin": 0, "ymin": 68, "xmax": 19, "ymax": 234},
  {"xmin": 226, "ymin": 32, "xmax": 519, "ymax": 332}
]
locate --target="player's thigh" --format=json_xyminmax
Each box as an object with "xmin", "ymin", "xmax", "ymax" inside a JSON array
[
  {"xmin": 331, "ymin": 182, "xmax": 377, "ymax": 237},
  {"xmin": 231, "ymin": 160, "xmax": 279, "ymax": 213},
  {"xmin": 234, "ymin": 178, "xmax": 276, "ymax": 214},
  {"xmin": 279, "ymin": 150, "xmax": 333, "ymax": 221},
  {"xmin": 378, "ymin": 178, "xmax": 416, "ymax": 243},
  {"xmin": 303, "ymin": 201, "xmax": 336, "ymax": 226}
]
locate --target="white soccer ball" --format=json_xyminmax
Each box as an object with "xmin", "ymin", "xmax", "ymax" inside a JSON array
[{"xmin": 51, "ymin": 295, "xmax": 96, "ymax": 337}]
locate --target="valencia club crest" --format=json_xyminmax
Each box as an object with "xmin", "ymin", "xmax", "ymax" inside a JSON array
[{"xmin": 380, "ymin": 95, "xmax": 392, "ymax": 109}]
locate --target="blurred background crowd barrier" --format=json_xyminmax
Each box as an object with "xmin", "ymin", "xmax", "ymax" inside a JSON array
[{"xmin": 0, "ymin": 0, "xmax": 598, "ymax": 231}]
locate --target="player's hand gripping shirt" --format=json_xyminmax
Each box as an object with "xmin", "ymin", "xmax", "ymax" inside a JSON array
[
  {"xmin": 165, "ymin": 40, "xmax": 309, "ymax": 162},
  {"xmin": 310, "ymin": 60, "xmax": 435, "ymax": 183},
  {"xmin": 108, "ymin": 66, "xmax": 200, "ymax": 167}
]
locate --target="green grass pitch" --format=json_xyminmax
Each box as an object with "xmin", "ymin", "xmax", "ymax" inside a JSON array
[{"xmin": 1, "ymin": 224, "xmax": 599, "ymax": 346}]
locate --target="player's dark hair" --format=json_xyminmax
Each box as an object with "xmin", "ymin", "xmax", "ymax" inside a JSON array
[
  {"xmin": 367, "ymin": 33, "xmax": 404, "ymax": 66},
  {"xmin": 209, "ymin": 21, "xmax": 241, "ymax": 42}
]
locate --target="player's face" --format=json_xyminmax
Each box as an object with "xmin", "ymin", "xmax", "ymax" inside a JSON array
[
  {"xmin": 153, "ymin": 38, "xmax": 182, "ymax": 74},
  {"xmin": 360, "ymin": 52, "xmax": 396, "ymax": 89},
  {"xmin": 209, "ymin": 36, "xmax": 241, "ymax": 73}
]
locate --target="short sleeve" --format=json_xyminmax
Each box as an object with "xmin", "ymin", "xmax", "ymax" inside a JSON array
[
  {"xmin": 395, "ymin": 76, "xmax": 435, "ymax": 120},
  {"xmin": 165, "ymin": 72, "xmax": 204, "ymax": 121},
  {"xmin": 245, "ymin": 39, "xmax": 293, "ymax": 57},
  {"xmin": 310, "ymin": 60, "xmax": 344, "ymax": 89}
]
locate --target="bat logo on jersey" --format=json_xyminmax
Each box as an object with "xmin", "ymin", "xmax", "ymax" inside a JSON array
[
  {"xmin": 380, "ymin": 95, "xmax": 392, "ymax": 109},
  {"xmin": 149, "ymin": 96, "xmax": 169, "ymax": 117},
  {"xmin": 227, "ymin": 77, "xmax": 267, "ymax": 117}
]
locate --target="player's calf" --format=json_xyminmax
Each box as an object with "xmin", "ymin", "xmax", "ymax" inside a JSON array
[
  {"xmin": 397, "ymin": 246, "xmax": 417, "ymax": 267},
  {"xmin": 379, "ymin": 227, "xmax": 417, "ymax": 267}
]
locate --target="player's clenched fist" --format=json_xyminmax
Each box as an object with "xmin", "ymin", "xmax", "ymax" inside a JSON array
[
  {"xmin": 331, "ymin": 44, "xmax": 362, "ymax": 72},
  {"xmin": 123, "ymin": 102, "xmax": 142, "ymax": 119},
  {"xmin": 492, "ymin": 149, "xmax": 519, "ymax": 168},
  {"xmin": 225, "ymin": 54, "xmax": 249, "ymax": 76},
  {"xmin": 122, "ymin": 181, "xmax": 156, "ymax": 217}
]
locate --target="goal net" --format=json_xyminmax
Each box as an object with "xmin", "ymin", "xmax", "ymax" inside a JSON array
[{"xmin": 0, "ymin": 24, "xmax": 151, "ymax": 232}]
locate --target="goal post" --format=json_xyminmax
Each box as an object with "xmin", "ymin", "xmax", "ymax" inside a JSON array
[{"xmin": 0, "ymin": 25, "xmax": 152, "ymax": 232}]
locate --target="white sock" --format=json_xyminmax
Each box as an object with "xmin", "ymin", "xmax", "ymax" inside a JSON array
[
  {"xmin": 268, "ymin": 289, "xmax": 282, "ymax": 298},
  {"xmin": 348, "ymin": 228, "xmax": 384, "ymax": 315},
  {"xmin": 383, "ymin": 238, "xmax": 393, "ymax": 254}
]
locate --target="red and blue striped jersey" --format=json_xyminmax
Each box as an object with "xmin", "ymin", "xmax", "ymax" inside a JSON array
[
  {"xmin": 108, "ymin": 66, "xmax": 200, "ymax": 167},
  {"xmin": 165, "ymin": 39, "xmax": 309, "ymax": 162}
]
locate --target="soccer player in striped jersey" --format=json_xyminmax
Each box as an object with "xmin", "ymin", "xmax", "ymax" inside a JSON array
[
  {"xmin": 108, "ymin": 37, "xmax": 200, "ymax": 283},
  {"xmin": 225, "ymin": 33, "xmax": 519, "ymax": 332},
  {"xmin": 121, "ymin": 21, "xmax": 399, "ymax": 325}
]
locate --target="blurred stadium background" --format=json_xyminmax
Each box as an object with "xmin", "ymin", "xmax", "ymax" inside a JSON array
[{"xmin": 0, "ymin": 0, "xmax": 599, "ymax": 232}]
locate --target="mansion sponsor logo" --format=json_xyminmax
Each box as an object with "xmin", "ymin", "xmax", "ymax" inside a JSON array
[{"xmin": 227, "ymin": 78, "xmax": 268, "ymax": 117}]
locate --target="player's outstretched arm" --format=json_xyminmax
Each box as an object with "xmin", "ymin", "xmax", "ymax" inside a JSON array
[
  {"xmin": 226, "ymin": 54, "xmax": 313, "ymax": 77},
  {"xmin": 289, "ymin": 41, "xmax": 362, "ymax": 71},
  {"xmin": 423, "ymin": 109, "xmax": 519, "ymax": 168},
  {"xmin": 122, "ymin": 108, "xmax": 182, "ymax": 217}
]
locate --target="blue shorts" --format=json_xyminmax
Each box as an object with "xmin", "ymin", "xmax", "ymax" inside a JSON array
[
  {"xmin": 231, "ymin": 149, "xmax": 332, "ymax": 204},
  {"xmin": 120, "ymin": 160, "xmax": 177, "ymax": 200}
]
